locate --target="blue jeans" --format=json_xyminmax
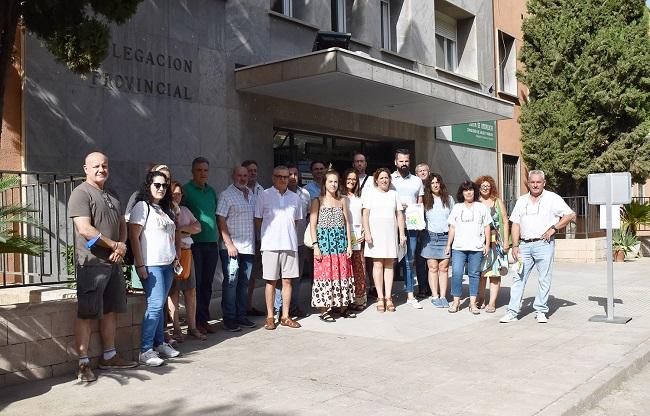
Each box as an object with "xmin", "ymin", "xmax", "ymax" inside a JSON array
[
  {"xmin": 192, "ymin": 242, "xmax": 220, "ymax": 325},
  {"xmin": 140, "ymin": 264, "xmax": 174, "ymax": 352},
  {"xmin": 450, "ymin": 249, "xmax": 483, "ymax": 297},
  {"xmin": 219, "ymin": 251, "xmax": 254, "ymax": 323},
  {"xmin": 398, "ymin": 230, "xmax": 419, "ymax": 294},
  {"xmin": 507, "ymin": 239, "xmax": 555, "ymax": 314}
]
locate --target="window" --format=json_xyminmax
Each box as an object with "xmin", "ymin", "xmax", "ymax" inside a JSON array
[
  {"xmin": 435, "ymin": 12, "xmax": 457, "ymax": 72},
  {"xmin": 498, "ymin": 31, "xmax": 517, "ymax": 95},
  {"xmin": 331, "ymin": 0, "xmax": 346, "ymax": 32},
  {"xmin": 380, "ymin": 0, "xmax": 390, "ymax": 50},
  {"xmin": 271, "ymin": 0, "xmax": 293, "ymax": 17},
  {"xmin": 502, "ymin": 155, "xmax": 519, "ymax": 213}
]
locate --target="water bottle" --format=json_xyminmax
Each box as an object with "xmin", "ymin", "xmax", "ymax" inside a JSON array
[{"xmin": 228, "ymin": 256, "xmax": 239, "ymax": 282}]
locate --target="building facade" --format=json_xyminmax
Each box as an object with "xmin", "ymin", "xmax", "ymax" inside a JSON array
[{"xmin": 1, "ymin": 0, "xmax": 512, "ymax": 199}]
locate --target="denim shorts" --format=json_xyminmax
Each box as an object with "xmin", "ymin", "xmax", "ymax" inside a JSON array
[{"xmin": 420, "ymin": 232, "xmax": 450, "ymax": 260}]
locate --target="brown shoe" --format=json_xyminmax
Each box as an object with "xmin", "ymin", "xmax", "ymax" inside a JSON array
[
  {"xmin": 187, "ymin": 327, "xmax": 208, "ymax": 340},
  {"xmin": 98, "ymin": 355, "xmax": 138, "ymax": 370},
  {"xmin": 280, "ymin": 317, "xmax": 301, "ymax": 328},
  {"xmin": 199, "ymin": 322, "xmax": 218, "ymax": 334},
  {"xmin": 77, "ymin": 363, "xmax": 97, "ymax": 382},
  {"xmin": 264, "ymin": 317, "xmax": 276, "ymax": 330}
]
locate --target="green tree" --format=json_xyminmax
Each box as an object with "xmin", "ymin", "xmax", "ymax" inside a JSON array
[
  {"xmin": 519, "ymin": 0, "xmax": 650, "ymax": 195},
  {"xmin": 0, "ymin": 0, "xmax": 143, "ymax": 136},
  {"xmin": 0, "ymin": 176, "xmax": 44, "ymax": 255}
]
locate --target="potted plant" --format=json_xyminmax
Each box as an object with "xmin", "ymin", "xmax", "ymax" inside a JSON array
[
  {"xmin": 612, "ymin": 226, "xmax": 638, "ymax": 262},
  {"xmin": 621, "ymin": 201, "xmax": 650, "ymax": 257}
]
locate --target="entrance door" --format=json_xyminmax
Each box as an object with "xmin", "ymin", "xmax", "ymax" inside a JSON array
[{"xmin": 273, "ymin": 129, "xmax": 414, "ymax": 186}]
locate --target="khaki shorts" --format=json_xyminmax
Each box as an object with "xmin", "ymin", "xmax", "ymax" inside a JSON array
[
  {"xmin": 76, "ymin": 263, "xmax": 127, "ymax": 319},
  {"xmin": 262, "ymin": 250, "xmax": 299, "ymax": 280}
]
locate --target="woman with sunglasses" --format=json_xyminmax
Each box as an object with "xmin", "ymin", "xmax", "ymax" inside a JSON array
[
  {"xmin": 445, "ymin": 180, "xmax": 492, "ymax": 314},
  {"xmin": 420, "ymin": 173, "xmax": 455, "ymax": 308},
  {"xmin": 128, "ymin": 171, "xmax": 181, "ymax": 366},
  {"xmin": 475, "ymin": 175, "xmax": 510, "ymax": 313}
]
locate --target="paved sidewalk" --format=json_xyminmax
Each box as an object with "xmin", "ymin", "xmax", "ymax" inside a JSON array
[{"xmin": 1, "ymin": 258, "xmax": 649, "ymax": 416}]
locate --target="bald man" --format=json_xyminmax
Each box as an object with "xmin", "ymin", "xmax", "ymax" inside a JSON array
[
  {"xmin": 217, "ymin": 166, "xmax": 258, "ymax": 332},
  {"xmin": 68, "ymin": 152, "xmax": 137, "ymax": 382}
]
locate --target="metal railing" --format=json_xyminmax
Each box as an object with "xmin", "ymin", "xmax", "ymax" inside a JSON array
[
  {"xmin": 0, "ymin": 171, "xmax": 85, "ymax": 288},
  {"xmin": 631, "ymin": 197, "xmax": 650, "ymax": 232},
  {"xmin": 503, "ymin": 195, "xmax": 604, "ymax": 239}
]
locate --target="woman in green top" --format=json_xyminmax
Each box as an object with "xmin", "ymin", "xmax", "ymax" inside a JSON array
[{"xmin": 475, "ymin": 175, "xmax": 510, "ymax": 313}]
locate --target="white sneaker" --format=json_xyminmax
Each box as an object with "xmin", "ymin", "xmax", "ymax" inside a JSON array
[
  {"xmin": 499, "ymin": 311, "xmax": 518, "ymax": 323},
  {"xmin": 155, "ymin": 342, "xmax": 180, "ymax": 358},
  {"xmin": 407, "ymin": 298, "xmax": 423, "ymax": 309},
  {"xmin": 139, "ymin": 349, "xmax": 164, "ymax": 367},
  {"xmin": 535, "ymin": 312, "xmax": 548, "ymax": 323}
]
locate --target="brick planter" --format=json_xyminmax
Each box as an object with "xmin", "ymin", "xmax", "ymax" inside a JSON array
[{"xmin": 0, "ymin": 292, "xmax": 145, "ymax": 386}]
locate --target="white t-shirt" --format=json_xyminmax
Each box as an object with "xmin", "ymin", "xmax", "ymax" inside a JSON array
[
  {"xmin": 509, "ymin": 190, "xmax": 574, "ymax": 240},
  {"xmin": 130, "ymin": 201, "xmax": 177, "ymax": 266},
  {"xmin": 390, "ymin": 171, "xmax": 424, "ymax": 206},
  {"xmin": 448, "ymin": 202, "xmax": 492, "ymax": 251},
  {"xmin": 254, "ymin": 187, "xmax": 303, "ymax": 252},
  {"xmin": 346, "ymin": 194, "xmax": 364, "ymax": 251}
]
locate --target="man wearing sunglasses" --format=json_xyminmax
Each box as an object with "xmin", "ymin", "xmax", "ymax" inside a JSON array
[
  {"xmin": 255, "ymin": 166, "xmax": 303, "ymax": 330},
  {"xmin": 68, "ymin": 152, "xmax": 137, "ymax": 382},
  {"xmin": 500, "ymin": 170, "xmax": 575, "ymax": 324}
]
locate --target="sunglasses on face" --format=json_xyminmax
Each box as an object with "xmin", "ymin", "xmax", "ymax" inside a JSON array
[{"xmin": 152, "ymin": 182, "xmax": 169, "ymax": 190}]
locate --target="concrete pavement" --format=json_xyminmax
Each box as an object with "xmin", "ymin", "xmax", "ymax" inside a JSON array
[{"xmin": 1, "ymin": 258, "xmax": 649, "ymax": 416}]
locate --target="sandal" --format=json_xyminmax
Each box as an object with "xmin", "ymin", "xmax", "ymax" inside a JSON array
[
  {"xmin": 485, "ymin": 305, "xmax": 496, "ymax": 313},
  {"xmin": 172, "ymin": 328, "xmax": 185, "ymax": 343},
  {"xmin": 319, "ymin": 310, "xmax": 336, "ymax": 322},
  {"xmin": 376, "ymin": 298, "xmax": 385, "ymax": 313},
  {"xmin": 469, "ymin": 304, "xmax": 481, "ymax": 315},
  {"xmin": 264, "ymin": 317, "xmax": 276, "ymax": 330},
  {"xmin": 187, "ymin": 327, "xmax": 207, "ymax": 341},
  {"xmin": 385, "ymin": 297, "xmax": 396, "ymax": 312},
  {"xmin": 280, "ymin": 317, "xmax": 301, "ymax": 328},
  {"xmin": 340, "ymin": 308, "xmax": 357, "ymax": 319},
  {"xmin": 448, "ymin": 302, "xmax": 460, "ymax": 313}
]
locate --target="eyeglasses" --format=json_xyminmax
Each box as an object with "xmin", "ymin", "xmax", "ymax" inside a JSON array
[
  {"xmin": 524, "ymin": 200, "xmax": 541, "ymax": 216},
  {"xmin": 152, "ymin": 183, "xmax": 169, "ymax": 190},
  {"xmin": 480, "ymin": 185, "xmax": 491, "ymax": 189},
  {"xmin": 102, "ymin": 192, "xmax": 114, "ymax": 209}
]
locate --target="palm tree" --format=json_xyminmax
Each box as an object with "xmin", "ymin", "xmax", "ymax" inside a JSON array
[
  {"xmin": 621, "ymin": 201, "xmax": 650, "ymax": 236},
  {"xmin": 0, "ymin": 175, "xmax": 44, "ymax": 255}
]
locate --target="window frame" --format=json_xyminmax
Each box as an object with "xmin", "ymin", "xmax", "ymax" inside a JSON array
[
  {"xmin": 331, "ymin": 0, "xmax": 346, "ymax": 32},
  {"xmin": 435, "ymin": 12, "xmax": 458, "ymax": 72},
  {"xmin": 380, "ymin": 0, "xmax": 391, "ymax": 50},
  {"xmin": 498, "ymin": 30, "xmax": 518, "ymax": 96}
]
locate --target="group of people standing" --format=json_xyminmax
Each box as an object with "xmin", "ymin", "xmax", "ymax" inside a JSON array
[{"xmin": 68, "ymin": 149, "xmax": 575, "ymax": 383}]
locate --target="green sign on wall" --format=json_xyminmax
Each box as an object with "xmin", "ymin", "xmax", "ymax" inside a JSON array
[{"xmin": 451, "ymin": 121, "xmax": 497, "ymax": 149}]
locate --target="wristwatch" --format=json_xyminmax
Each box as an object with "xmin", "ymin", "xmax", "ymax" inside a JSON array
[{"xmin": 550, "ymin": 225, "xmax": 558, "ymax": 232}]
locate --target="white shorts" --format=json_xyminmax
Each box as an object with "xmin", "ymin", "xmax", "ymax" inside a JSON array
[{"xmin": 262, "ymin": 250, "xmax": 299, "ymax": 280}]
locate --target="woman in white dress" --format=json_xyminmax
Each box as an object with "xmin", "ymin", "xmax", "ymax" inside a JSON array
[
  {"xmin": 343, "ymin": 169, "xmax": 366, "ymax": 310},
  {"xmin": 362, "ymin": 168, "xmax": 407, "ymax": 312}
]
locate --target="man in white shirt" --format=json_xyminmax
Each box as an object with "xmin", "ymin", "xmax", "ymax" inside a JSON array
[
  {"xmin": 353, "ymin": 152, "xmax": 373, "ymax": 195},
  {"xmin": 500, "ymin": 170, "xmax": 575, "ymax": 324},
  {"xmin": 217, "ymin": 166, "xmax": 257, "ymax": 332},
  {"xmin": 273, "ymin": 163, "xmax": 311, "ymax": 318},
  {"xmin": 255, "ymin": 166, "xmax": 303, "ymax": 330},
  {"xmin": 390, "ymin": 149, "xmax": 425, "ymax": 309}
]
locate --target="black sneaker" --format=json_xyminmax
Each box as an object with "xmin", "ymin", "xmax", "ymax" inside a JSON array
[
  {"xmin": 237, "ymin": 318, "xmax": 256, "ymax": 328},
  {"xmin": 223, "ymin": 320, "xmax": 242, "ymax": 332}
]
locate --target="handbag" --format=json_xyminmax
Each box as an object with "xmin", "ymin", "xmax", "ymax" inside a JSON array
[
  {"xmin": 124, "ymin": 203, "xmax": 150, "ymax": 265},
  {"xmin": 304, "ymin": 226, "xmax": 314, "ymax": 249},
  {"xmin": 175, "ymin": 248, "xmax": 192, "ymax": 280},
  {"xmin": 404, "ymin": 203, "xmax": 426, "ymax": 230}
]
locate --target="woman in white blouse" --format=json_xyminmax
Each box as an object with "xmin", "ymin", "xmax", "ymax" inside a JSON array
[
  {"xmin": 343, "ymin": 169, "xmax": 366, "ymax": 310},
  {"xmin": 128, "ymin": 171, "xmax": 181, "ymax": 366},
  {"xmin": 445, "ymin": 180, "xmax": 491, "ymax": 314}
]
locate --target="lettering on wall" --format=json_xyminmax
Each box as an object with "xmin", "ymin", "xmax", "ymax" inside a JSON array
[{"xmin": 90, "ymin": 43, "xmax": 193, "ymax": 100}]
